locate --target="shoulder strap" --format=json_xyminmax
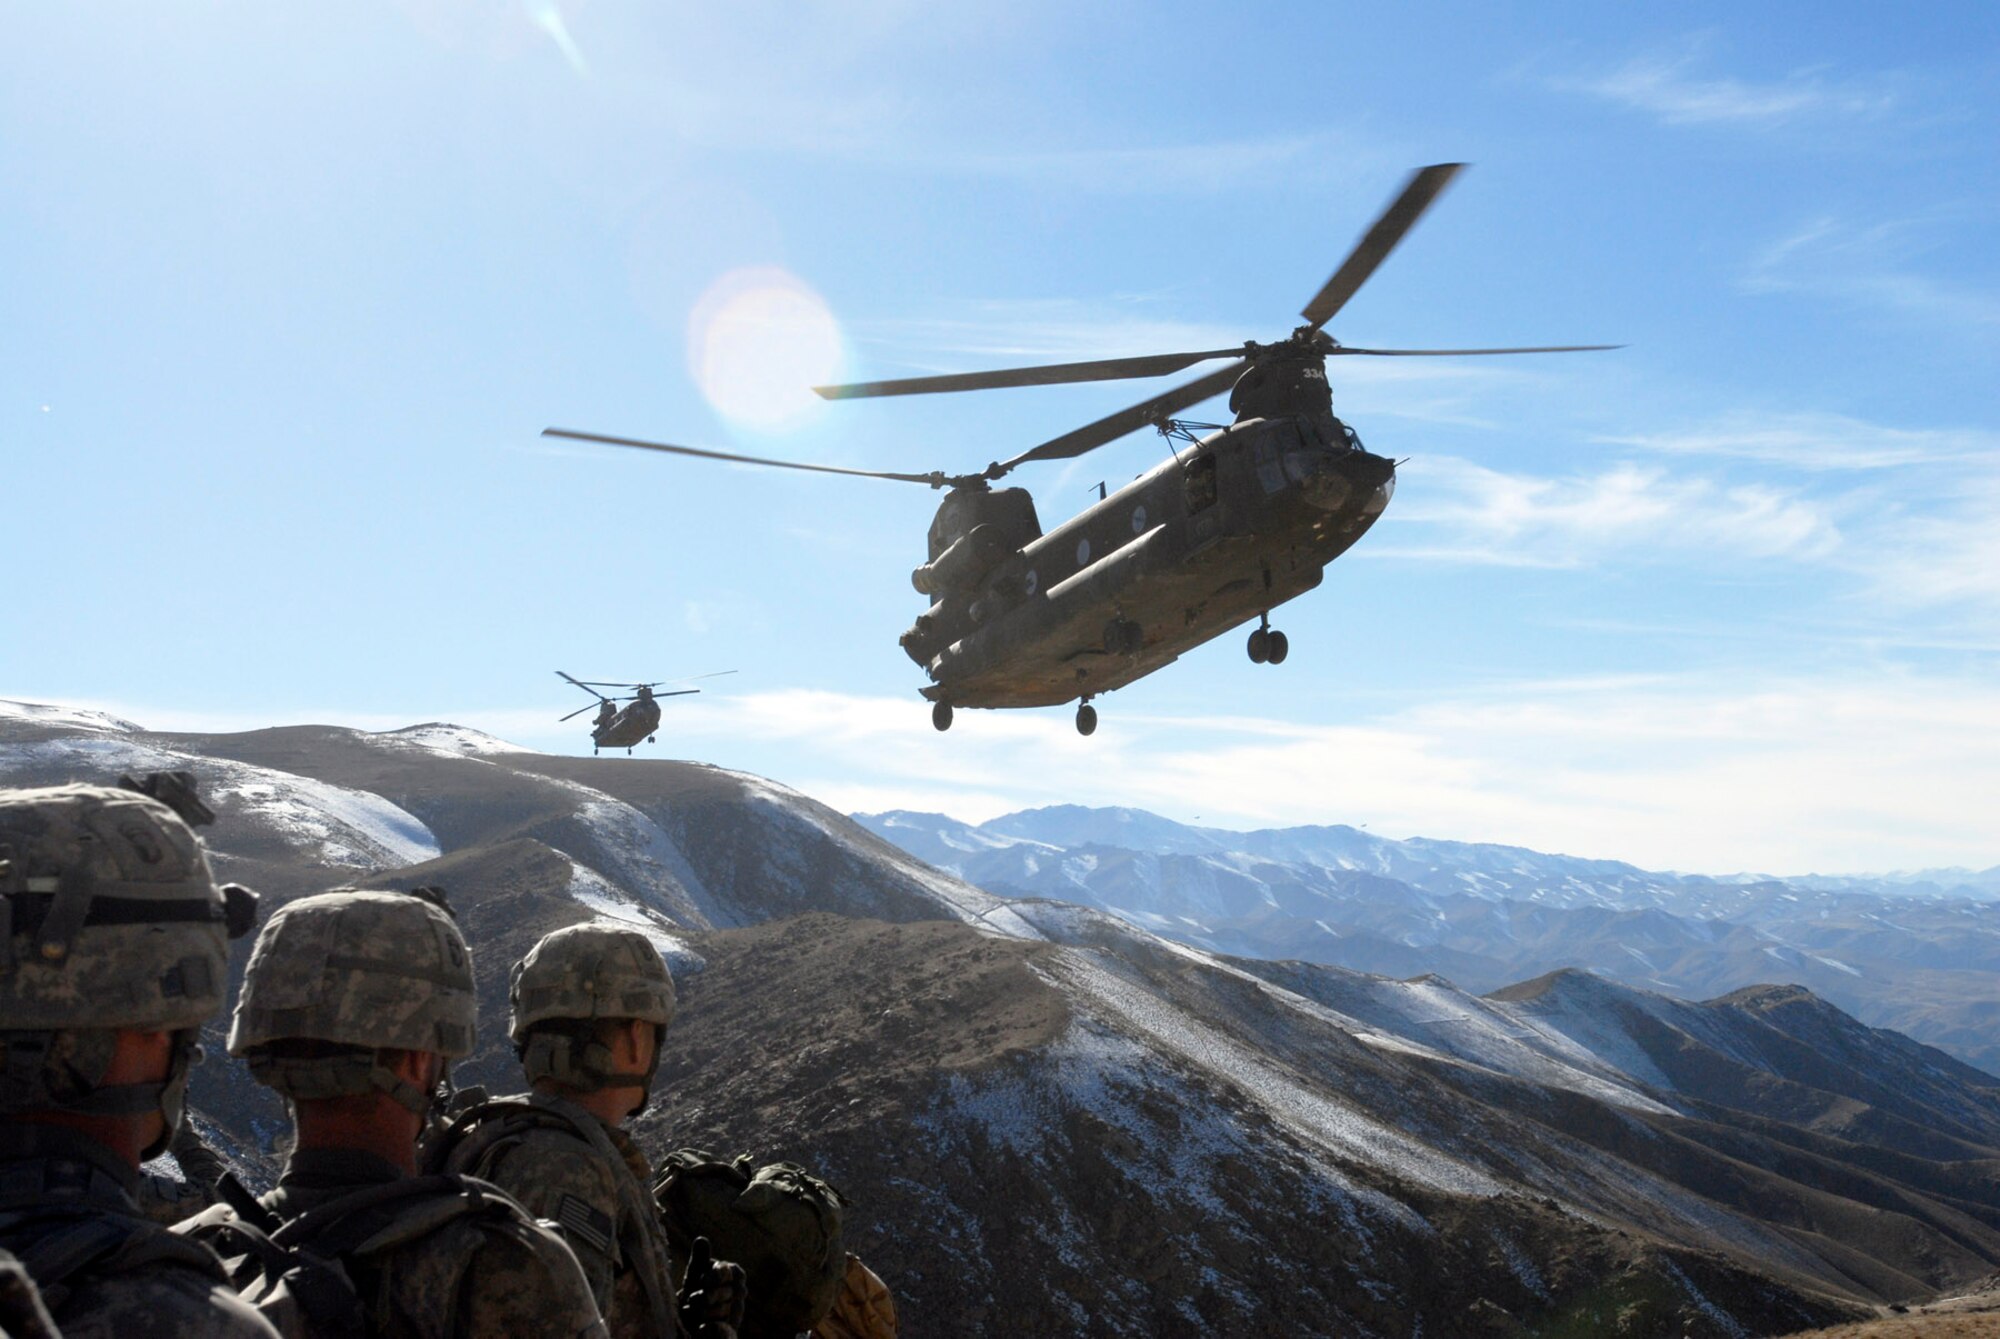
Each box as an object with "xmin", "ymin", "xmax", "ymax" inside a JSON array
[{"xmin": 9, "ymin": 1206, "xmax": 226, "ymax": 1310}]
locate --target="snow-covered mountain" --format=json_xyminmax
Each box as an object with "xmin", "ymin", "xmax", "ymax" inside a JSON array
[
  {"xmin": 857, "ymin": 805, "xmax": 2000, "ymax": 1075},
  {"xmin": 14, "ymin": 701, "xmax": 2000, "ymax": 1334}
]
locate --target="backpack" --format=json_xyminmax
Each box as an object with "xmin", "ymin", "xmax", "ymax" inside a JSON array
[
  {"xmin": 177, "ymin": 1170, "xmax": 527, "ymax": 1339},
  {"xmin": 654, "ymin": 1150, "xmax": 847, "ymax": 1334},
  {"xmin": 0, "ymin": 1202, "xmax": 227, "ymax": 1319}
]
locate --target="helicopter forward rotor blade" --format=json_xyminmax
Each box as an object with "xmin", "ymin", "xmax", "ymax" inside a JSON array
[
  {"xmin": 989, "ymin": 360, "xmax": 1247, "ymax": 478},
  {"xmin": 542, "ymin": 429, "xmax": 951, "ymax": 488},
  {"xmin": 1329, "ymin": 343, "xmax": 1623, "ymax": 357},
  {"xmin": 559, "ymin": 702, "xmax": 605, "ymax": 722},
  {"xmin": 556, "ymin": 670, "xmax": 607, "ymax": 699},
  {"xmin": 813, "ymin": 349, "xmax": 1246, "ymax": 400},
  {"xmin": 1301, "ymin": 163, "xmax": 1465, "ymax": 331}
]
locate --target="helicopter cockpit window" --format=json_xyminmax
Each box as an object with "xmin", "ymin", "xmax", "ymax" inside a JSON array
[
  {"xmin": 1253, "ymin": 433, "xmax": 1286, "ymax": 495},
  {"xmin": 1184, "ymin": 452, "xmax": 1218, "ymax": 513}
]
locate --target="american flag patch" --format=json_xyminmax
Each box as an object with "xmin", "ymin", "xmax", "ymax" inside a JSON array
[{"xmin": 556, "ymin": 1194, "xmax": 614, "ymax": 1258}]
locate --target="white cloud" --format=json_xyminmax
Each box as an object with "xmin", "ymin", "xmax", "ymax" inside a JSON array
[
  {"xmin": 15, "ymin": 677, "xmax": 1997, "ymax": 876},
  {"xmin": 663, "ymin": 679, "xmax": 2000, "ymax": 875},
  {"xmin": 1601, "ymin": 411, "xmax": 1998, "ymax": 471},
  {"xmin": 1862, "ymin": 471, "xmax": 2000, "ymax": 613},
  {"xmin": 1380, "ymin": 457, "xmax": 1840, "ymax": 566},
  {"xmin": 1746, "ymin": 217, "xmax": 2000, "ymax": 333},
  {"xmin": 1562, "ymin": 46, "xmax": 1899, "ymax": 128}
]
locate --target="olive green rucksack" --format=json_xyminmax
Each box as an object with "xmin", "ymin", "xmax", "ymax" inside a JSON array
[{"xmin": 654, "ymin": 1150, "xmax": 846, "ymax": 1337}]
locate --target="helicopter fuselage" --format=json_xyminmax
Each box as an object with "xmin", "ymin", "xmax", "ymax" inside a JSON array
[
  {"xmin": 592, "ymin": 696, "xmax": 663, "ymax": 748},
  {"xmin": 912, "ymin": 413, "xmax": 1395, "ymax": 710}
]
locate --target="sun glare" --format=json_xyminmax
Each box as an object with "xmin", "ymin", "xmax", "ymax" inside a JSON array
[{"xmin": 687, "ymin": 268, "xmax": 846, "ymax": 433}]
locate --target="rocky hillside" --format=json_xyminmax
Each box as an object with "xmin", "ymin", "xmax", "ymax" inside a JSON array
[
  {"xmin": 12, "ymin": 701, "xmax": 2000, "ymax": 1336},
  {"xmin": 857, "ymin": 806, "xmax": 2000, "ymax": 1073}
]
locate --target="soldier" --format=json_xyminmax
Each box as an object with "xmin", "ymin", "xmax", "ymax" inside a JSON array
[
  {"xmin": 183, "ymin": 888, "xmax": 608, "ymax": 1338},
  {"xmin": 427, "ymin": 922, "xmax": 742, "ymax": 1338},
  {"xmin": 0, "ymin": 782, "xmax": 277, "ymax": 1338}
]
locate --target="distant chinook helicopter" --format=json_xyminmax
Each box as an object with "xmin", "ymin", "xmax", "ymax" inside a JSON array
[
  {"xmin": 547, "ymin": 164, "xmax": 1614, "ymax": 736},
  {"xmin": 557, "ymin": 670, "xmax": 734, "ymax": 754}
]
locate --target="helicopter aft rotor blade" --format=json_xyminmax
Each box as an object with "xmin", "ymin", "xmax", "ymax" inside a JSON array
[
  {"xmin": 811, "ymin": 348, "xmax": 1246, "ymax": 400},
  {"xmin": 541, "ymin": 428, "xmax": 952, "ymax": 488},
  {"xmin": 1329, "ymin": 343, "xmax": 1624, "ymax": 357},
  {"xmin": 988, "ymin": 359, "xmax": 1248, "ymax": 478},
  {"xmin": 1299, "ymin": 162, "xmax": 1465, "ymax": 331}
]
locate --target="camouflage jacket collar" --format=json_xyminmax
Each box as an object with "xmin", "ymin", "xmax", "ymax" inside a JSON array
[
  {"xmin": 524, "ymin": 1090, "xmax": 655, "ymax": 1186},
  {"xmin": 267, "ymin": 1146, "xmax": 405, "ymax": 1218},
  {"xmin": 0, "ymin": 1123, "xmax": 138, "ymax": 1210}
]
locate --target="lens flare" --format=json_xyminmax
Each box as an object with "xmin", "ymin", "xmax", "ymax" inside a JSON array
[{"xmin": 687, "ymin": 268, "xmax": 845, "ymax": 433}]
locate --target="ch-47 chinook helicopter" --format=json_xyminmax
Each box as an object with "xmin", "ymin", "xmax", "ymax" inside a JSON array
[
  {"xmin": 546, "ymin": 164, "xmax": 1615, "ymax": 736},
  {"xmin": 557, "ymin": 670, "xmax": 735, "ymax": 754}
]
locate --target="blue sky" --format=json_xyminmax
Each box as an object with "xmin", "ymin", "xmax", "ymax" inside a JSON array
[{"xmin": 5, "ymin": 3, "xmax": 1997, "ymax": 874}]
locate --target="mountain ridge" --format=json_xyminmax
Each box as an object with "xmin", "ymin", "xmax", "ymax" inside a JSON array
[
  {"xmin": 10, "ymin": 702, "xmax": 2000, "ymax": 1334},
  {"xmin": 858, "ymin": 805, "xmax": 2000, "ymax": 1075}
]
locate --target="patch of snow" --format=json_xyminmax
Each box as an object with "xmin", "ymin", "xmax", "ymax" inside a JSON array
[
  {"xmin": 565, "ymin": 792, "xmax": 722, "ymax": 927},
  {"xmin": 1808, "ymin": 954, "xmax": 1862, "ymax": 977},
  {"xmin": 558, "ymin": 853, "xmax": 703, "ymax": 972},
  {"xmin": 1491, "ymin": 1228, "xmax": 1550, "ymax": 1301},
  {"xmin": 726, "ymin": 769, "xmax": 1045, "ymax": 938},
  {"xmin": 217, "ymin": 771, "xmax": 439, "ymax": 867},
  {"xmin": 0, "ymin": 736, "xmax": 439, "ymax": 869},
  {"xmin": 1659, "ymin": 1258, "xmax": 1749, "ymax": 1339},
  {"xmin": 1049, "ymin": 949, "xmax": 1505, "ymax": 1199},
  {"xmin": 0, "ymin": 699, "xmax": 140, "ymax": 732},
  {"xmin": 378, "ymin": 723, "xmax": 531, "ymax": 759},
  {"xmin": 1493, "ymin": 981, "xmax": 1675, "ymax": 1093}
]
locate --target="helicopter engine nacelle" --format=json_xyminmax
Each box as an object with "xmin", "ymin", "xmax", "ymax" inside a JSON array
[
  {"xmin": 901, "ymin": 599, "xmax": 972, "ymax": 666},
  {"xmin": 912, "ymin": 523, "xmax": 1009, "ymax": 595}
]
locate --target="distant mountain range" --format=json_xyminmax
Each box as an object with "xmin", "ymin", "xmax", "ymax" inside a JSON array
[
  {"xmin": 13, "ymin": 699, "xmax": 2000, "ymax": 1335},
  {"xmin": 855, "ymin": 806, "xmax": 2000, "ymax": 1074}
]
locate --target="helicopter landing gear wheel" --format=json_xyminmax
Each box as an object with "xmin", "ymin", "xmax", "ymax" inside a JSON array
[
  {"xmin": 649, "ymin": 735, "xmax": 657, "ymax": 743},
  {"xmin": 1248, "ymin": 612, "xmax": 1285, "ymax": 665},
  {"xmin": 1075, "ymin": 701, "xmax": 1098, "ymax": 736},
  {"xmin": 932, "ymin": 701, "xmax": 954, "ymax": 732},
  {"xmin": 1104, "ymin": 617, "xmax": 1143, "ymax": 656}
]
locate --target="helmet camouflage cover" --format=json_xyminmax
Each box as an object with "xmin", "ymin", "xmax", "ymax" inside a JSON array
[
  {"xmin": 509, "ymin": 922, "xmax": 676, "ymax": 1041},
  {"xmin": 510, "ymin": 923, "xmax": 675, "ymax": 1096},
  {"xmin": 230, "ymin": 890, "xmax": 476, "ymax": 1105},
  {"xmin": 0, "ymin": 783, "xmax": 243, "ymax": 1033}
]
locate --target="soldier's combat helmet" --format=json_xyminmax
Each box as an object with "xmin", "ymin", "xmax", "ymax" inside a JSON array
[
  {"xmin": 509, "ymin": 922, "xmax": 675, "ymax": 1100},
  {"xmin": 0, "ymin": 781, "xmax": 256, "ymax": 1152},
  {"xmin": 229, "ymin": 889, "xmax": 476, "ymax": 1114}
]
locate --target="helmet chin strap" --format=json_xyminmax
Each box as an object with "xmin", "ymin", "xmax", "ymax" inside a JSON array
[
  {"xmin": 145, "ymin": 1031, "xmax": 203, "ymax": 1161},
  {"xmin": 521, "ymin": 1026, "xmax": 662, "ymax": 1111},
  {"xmin": 0, "ymin": 1028, "xmax": 203, "ymax": 1161}
]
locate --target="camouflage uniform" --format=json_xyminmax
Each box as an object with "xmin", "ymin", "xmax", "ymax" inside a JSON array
[
  {"xmin": 433, "ymin": 1091, "xmax": 679, "ymax": 1338},
  {"xmin": 429, "ymin": 924, "xmax": 681, "ymax": 1338},
  {"xmin": 0, "ymin": 782, "xmax": 276, "ymax": 1339},
  {"xmin": 185, "ymin": 889, "xmax": 607, "ymax": 1339}
]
